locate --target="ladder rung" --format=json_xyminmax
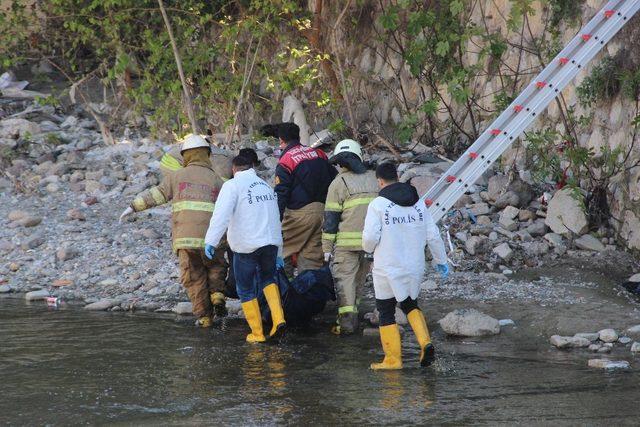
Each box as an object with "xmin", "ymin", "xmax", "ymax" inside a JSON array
[
  {"xmin": 514, "ymin": 105, "xmax": 524, "ymax": 113},
  {"xmin": 425, "ymin": 198, "xmax": 433, "ymax": 207},
  {"xmin": 559, "ymin": 57, "xmax": 569, "ymax": 65},
  {"xmin": 446, "ymin": 175, "xmax": 456, "ymax": 183},
  {"xmin": 490, "ymin": 129, "xmax": 501, "ymax": 135},
  {"xmin": 582, "ymin": 34, "xmax": 592, "ymax": 41},
  {"xmin": 469, "ymin": 152, "xmax": 479, "ymax": 159},
  {"xmin": 536, "ymin": 81, "xmax": 546, "ymax": 88},
  {"xmin": 605, "ymin": 10, "xmax": 615, "ymax": 18}
]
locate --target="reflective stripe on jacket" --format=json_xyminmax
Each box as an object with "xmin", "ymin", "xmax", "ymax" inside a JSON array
[
  {"xmin": 322, "ymin": 170, "xmax": 378, "ymax": 253},
  {"xmin": 131, "ymin": 161, "xmax": 223, "ymax": 252}
]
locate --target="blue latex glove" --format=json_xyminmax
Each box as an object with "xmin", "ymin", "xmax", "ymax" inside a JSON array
[
  {"xmin": 436, "ymin": 263, "xmax": 449, "ymax": 279},
  {"xmin": 205, "ymin": 244, "xmax": 215, "ymax": 260},
  {"xmin": 276, "ymin": 257, "xmax": 284, "ymax": 269}
]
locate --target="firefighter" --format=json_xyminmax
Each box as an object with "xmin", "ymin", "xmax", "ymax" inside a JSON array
[
  {"xmin": 159, "ymin": 138, "xmax": 234, "ymax": 181},
  {"xmin": 119, "ymin": 134, "xmax": 227, "ymax": 327},
  {"xmin": 204, "ymin": 155, "xmax": 285, "ymax": 343},
  {"xmin": 362, "ymin": 162, "xmax": 449, "ymax": 370},
  {"xmin": 322, "ymin": 139, "xmax": 378, "ymax": 335},
  {"xmin": 274, "ymin": 122, "xmax": 337, "ymax": 273}
]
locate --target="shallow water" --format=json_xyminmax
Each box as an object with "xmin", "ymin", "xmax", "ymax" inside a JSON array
[{"xmin": 1, "ymin": 293, "xmax": 640, "ymax": 425}]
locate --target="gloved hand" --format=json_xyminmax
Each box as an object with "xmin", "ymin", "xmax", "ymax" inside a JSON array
[
  {"xmin": 276, "ymin": 257, "xmax": 285, "ymax": 269},
  {"xmin": 119, "ymin": 207, "xmax": 133, "ymax": 223},
  {"xmin": 436, "ymin": 263, "xmax": 449, "ymax": 279},
  {"xmin": 205, "ymin": 244, "xmax": 215, "ymax": 260},
  {"xmin": 324, "ymin": 252, "xmax": 332, "ymax": 263}
]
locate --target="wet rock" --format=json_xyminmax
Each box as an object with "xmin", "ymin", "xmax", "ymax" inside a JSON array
[
  {"xmin": 589, "ymin": 344, "xmax": 601, "ymax": 352},
  {"xmin": 575, "ymin": 235, "xmax": 606, "ymax": 252},
  {"xmin": 499, "ymin": 319, "xmax": 515, "ymax": 326},
  {"xmin": 575, "ymin": 332, "xmax": 600, "ymax": 342},
  {"xmin": 618, "ymin": 336, "xmax": 632, "ymax": 344},
  {"xmin": 226, "ymin": 299, "xmax": 242, "ymax": 315},
  {"xmin": 465, "ymin": 236, "xmax": 491, "ymax": 255},
  {"xmin": 631, "ymin": 342, "xmax": 640, "ymax": 353},
  {"xmin": 84, "ymin": 298, "xmax": 119, "ymax": 311},
  {"xmin": 494, "ymin": 191, "xmax": 520, "ymax": 209},
  {"xmin": 626, "ymin": 325, "xmax": 640, "ymax": 337},
  {"xmin": 588, "ymin": 359, "xmax": 630, "ymax": 370},
  {"xmin": 493, "ymin": 242, "xmax": 513, "ymax": 261},
  {"xmin": 599, "ymin": 329, "xmax": 619, "ymax": 343},
  {"xmin": 25, "ymin": 289, "xmax": 50, "ymax": 301},
  {"xmin": 439, "ymin": 309, "xmax": 500, "ymax": 336},
  {"xmin": 598, "ymin": 346, "xmax": 612, "ymax": 354},
  {"xmin": 545, "ymin": 188, "xmax": 588, "ymax": 235},
  {"xmin": 172, "ymin": 302, "xmax": 193, "ymax": 315},
  {"xmin": 628, "ymin": 273, "xmax": 640, "ymax": 283},
  {"xmin": 550, "ymin": 335, "xmax": 591, "ymax": 348},
  {"xmin": 0, "ymin": 284, "xmax": 11, "ymax": 293}
]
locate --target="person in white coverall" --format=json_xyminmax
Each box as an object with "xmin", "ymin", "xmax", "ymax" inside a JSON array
[
  {"xmin": 204, "ymin": 155, "xmax": 286, "ymax": 343},
  {"xmin": 362, "ymin": 162, "xmax": 449, "ymax": 370}
]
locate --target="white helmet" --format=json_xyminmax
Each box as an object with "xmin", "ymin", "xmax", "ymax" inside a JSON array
[
  {"xmin": 180, "ymin": 133, "xmax": 210, "ymax": 153},
  {"xmin": 332, "ymin": 139, "xmax": 363, "ymax": 161}
]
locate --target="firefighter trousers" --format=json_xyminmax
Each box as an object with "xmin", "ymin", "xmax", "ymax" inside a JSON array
[
  {"xmin": 331, "ymin": 249, "xmax": 371, "ymax": 315},
  {"xmin": 177, "ymin": 248, "xmax": 227, "ymax": 317},
  {"xmin": 282, "ymin": 202, "xmax": 324, "ymax": 273}
]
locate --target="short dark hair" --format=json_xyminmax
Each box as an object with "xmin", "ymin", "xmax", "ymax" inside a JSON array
[
  {"xmin": 278, "ymin": 122, "xmax": 300, "ymax": 142},
  {"xmin": 232, "ymin": 155, "xmax": 253, "ymax": 171},
  {"xmin": 376, "ymin": 162, "xmax": 398, "ymax": 182},
  {"xmin": 239, "ymin": 148, "xmax": 259, "ymax": 166},
  {"xmin": 259, "ymin": 123, "xmax": 281, "ymax": 139}
]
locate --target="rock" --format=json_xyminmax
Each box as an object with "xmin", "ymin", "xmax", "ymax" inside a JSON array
[
  {"xmin": 521, "ymin": 241, "xmax": 549, "ymax": 256},
  {"xmin": 364, "ymin": 311, "xmax": 379, "ymax": 326},
  {"xmin": 465, "ymin": 236, "xmax": 491, "ymax": 255},
  {"xmin": 139, "ymin": 228, "xmax": 161, "ymax": 239},
  {"xmin": 22, "ymin": 234, "xmax": 45, "ymax": 249},
  {"xmin": 84, "ymin": 298, "xmax": 119, "ymax": 311},
  {"xmin": 589, "ymin": 344, "xmax": 601, "ymax": 352},
  {"xmin": 84, "ymin": 196, "xmax": 98, "ymax": 206},
  {"xmin": 588, "ymin": 359, "xmax": 630, "ymax": 370},
  {"xmin": 8, "ymin": 262, "xmax": 19, "ymax": 272},
  {"xmin": 575, "ymin": 234, "xmax": 606, "ymax": 252},
  {"xmin": 507, "ymin": 179, "xmax": 533, "ymax": 207},
  {"xmin": 455, "ymin": 232, "xmax": 468, "ymax": 242},
  {"xmin": 628, "ymin": 273, "xmax": 640, "ymax": 283},
  {"xmin": 99, "ymin": 278, "xmax": 118, "ymax": 286},
  {"xmin": 598, "ymin": 346, "xmax": 612, "ymax": 354},
  {"xmin": 499, "ymin": 319, "xmax": 515, "ymax": 326},
  {"xmin": 476, "ymin": 215, "xmax": 492, "ymax": 226},
  {"xmin": 494, "ymin": 191, "xmax": 520, "ymax": 209},
  {"xmin": 421, "ymin": 279, "xmax": 437, "ymax": 291},
  {"xmin": 52, "ymin": 279, "xmax": 73, "ymax": 287},
  {"xmin": 544, "ymin": 233, "xmax": 564, "ymax": 247},
  {"xmin": 438, "ymin": 309, "xmax": 500, "ymax": 336},
  {"xmin": 498, "ymin": 216, "xmax": 518, "ymax": 231},
  {"xmin": 545, "ymin": 188, "xmax": 588, "ymax": 235},
  {"xmin": 262, "ymin": 156, "xmax": 279, "ymax": 169},
  {"xmin": 16, "ymin": 215, "xmax": 42, "ymax": 227},
  {"xmin": 60, "ymin": 116, "xmax": 79, "ymax": 129},
  {"xmin": 66, "ymin": 208, "xmax": 86, "ymax": 221},
  {"xmin": 500, "ymin": 206, "xmax": 519, "ymax": 221},
  {"xmin": 56, "ymin": 246, "xmax": 79, "ymax": 262},
  {"xmin": 7, "ymin": 210, "xmax": 27, "ymax": 221},
  {"xmin": 487, "ymin": 174, "xmax": 510, "ymax": 201},
  {"xmin": 493, "ymin": 242, "xmax": 513, "ymax": 261},
  {"xmin": 518, "ymin": 209, "xmax": 537, "ymax": 222},
  {"xmin": 0, "ymin": 284, "xmax": 11, "ymax": 293},
  {"xmin": 575, "ymin": 332, "xmax": 600, "ymax": 342},
  {"xmin": 468, "ymin": 203, "xmax": 490, "ymax": 216},
  {"xmin": 0, "ymin": 240, "xmax": 14, "ymax": 252},
  {"xmin": 489, "ymin": 231, "xmax": 499, "ymax": 241},
  {"xmin": 631, "ymin": 342, "xmax": 640, "ymax": 353},
  {"xmin": 626, "ymin": 325, "xmax": 640, "ymax": 337},
  {"xmin": 549, "ymin": 335, "xmax": 591, "ymax": 348},
  {"xmin": 0, "ymin": 118, "xmax": 42, "ymax": 138},
  {"xmin": 226, "ymin": 300, "xmax": 242, "ymax": 315},
  {"xmin": 525, "ymin": 220, "xmax": 548, "ymax": 237},
  {"xmin": 25, "ymin": 289, "xmax": 50, "ymax": 301},
  {"xmin": 618, "ymin": 336, "xmax": 632, "ymax": 344},
  {"xmin": 599, "ymin": 329, "xmax": 619, "ymax": 343},
  {"xmin": 45, "ymin": 183, "xmax": 60, "ymax": 193},
  {"xmin": 173, "ymin": 302, "xmax": 193, "ymax": 315}
]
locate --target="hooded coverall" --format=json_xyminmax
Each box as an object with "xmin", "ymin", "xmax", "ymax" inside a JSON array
[
  {"xmin": 131, "ymin": 148, "xmax": 225, "ymax": 318},
  {"xmin": 322, "ymin": 169, "xmax": 378, "ymax": 333},
  {"xmin": 362, "ymin": 181, "xmax": 448, "ymax": 369}
]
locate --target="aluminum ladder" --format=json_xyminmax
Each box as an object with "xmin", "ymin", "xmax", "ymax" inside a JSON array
[{"xmin": 424, "ymin": 0, "xmax": 640, "ymax": 223}]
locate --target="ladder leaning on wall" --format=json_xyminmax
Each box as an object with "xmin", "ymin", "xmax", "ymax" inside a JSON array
[{"xmin": 423, "ymin": 0, "xmax": 640, "ymax": 224}]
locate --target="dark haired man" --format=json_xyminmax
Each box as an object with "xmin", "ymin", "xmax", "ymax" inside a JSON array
[
  {"xmin": 363, "ymin": 162, "xmax": 449, "ymax": 370},
  {"xmin": 204, "ymin": 155, "xmax": 286, "ymax": 343},
  {"xmin": 275, "ymin": 122, "xmax": 337, "ymax": 273}
]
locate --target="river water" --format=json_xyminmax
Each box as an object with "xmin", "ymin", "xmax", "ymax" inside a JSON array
[{"xmin": 2, "ymin": 293, "xmax": 640, "ymax": 425}]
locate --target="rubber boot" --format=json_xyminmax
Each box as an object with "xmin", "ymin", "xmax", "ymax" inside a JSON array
[
  {"xmin": 332, "ymin": 311, "xmax": 359, "ymax": 335},
  {"xmin": 210, "ymin": 292, "xmax": 228, "ymax": 318},
  {"xmin": 194, "ymin": 316, "xmax": 212, "ymax": 328},
  {"xmin": 407, "ymin": 309, "xmax": 435, "ymax": 367},
  {"xmin": 241, "ymin": 299, "xmax": 266, "ymax": 343},
  {"xmin": 263, "ymin": 283, "xmax": 286, "ymax": 339},
  {"xmin": 370, "ymin": 324, "xmax": 403, "ymax": 370}
]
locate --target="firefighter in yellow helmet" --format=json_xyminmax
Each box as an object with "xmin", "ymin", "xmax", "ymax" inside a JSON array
[
  {"xmin": 119, "ymin": 134, "xmax": 227, "ymax": 327},
  {"xmin": 322, "ymin": 139, "xmax": 378, "ymax": 335}
]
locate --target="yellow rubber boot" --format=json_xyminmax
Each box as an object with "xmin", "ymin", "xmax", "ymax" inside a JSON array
[
  {"xmin": 194, "ymin": 316, "xmax": 212, "ymax": 328},
  {"xmin": 210, "ymin": 292, "xmax": 228, "ymax": 318},
  {"xmin": 370, "ymin": 324, "xmax": 403, "ymax": 370},
  {"xmin": 241, "ymin": 299, "xmax": 266, "ymax": 343},
  {"xmin": 263, "ymin": 283, "xmax": 286, "ymax": 339},
  {"xmin": 407, "ymin": 309, "xmax": 435, "ymax": 367}
]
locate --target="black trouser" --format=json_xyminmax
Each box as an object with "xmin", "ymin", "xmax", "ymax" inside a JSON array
[{"xmin": 376, "ymin": 297, "xmax": 420, "ymax": 326}]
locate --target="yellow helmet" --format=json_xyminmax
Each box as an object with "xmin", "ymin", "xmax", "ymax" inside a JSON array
[
  {"xmin": 332, "ymin": 139, "xmax": 363, "ymax": 161},
  {"xmin": 180, "ymin": 134, "xmax": 210, "ymax": 153}
]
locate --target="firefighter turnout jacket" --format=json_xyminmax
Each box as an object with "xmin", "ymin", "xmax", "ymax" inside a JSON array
[
  {"xmin": 322, "ymin": 170, "xmax": 379, "ymax": 253},
  {"xmin": 160, "ymin": 144, "xmax": 234, "ymax": 181},
  {"xmin": 131, "ymin": 152, "xmax": 223, "ymax": 252}
]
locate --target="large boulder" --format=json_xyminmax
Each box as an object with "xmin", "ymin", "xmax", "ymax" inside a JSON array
[
  {"xmin": 0, "ymin": 118, "xmax": 42, "ymax": 139},
  {"xmin": 575, "ymin": 234, "xmax": 606, "ymax": 252},
  {"xmin": 550, "ymin": 335, "xmax": 591, "ymax": 348},
  {"xmin": 545, "ymin": 188, "xmax": 588, "ymax": 235},
  {"xmin": 438, "ymin": 309, "xmax": 500, "ymax": 336}
]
